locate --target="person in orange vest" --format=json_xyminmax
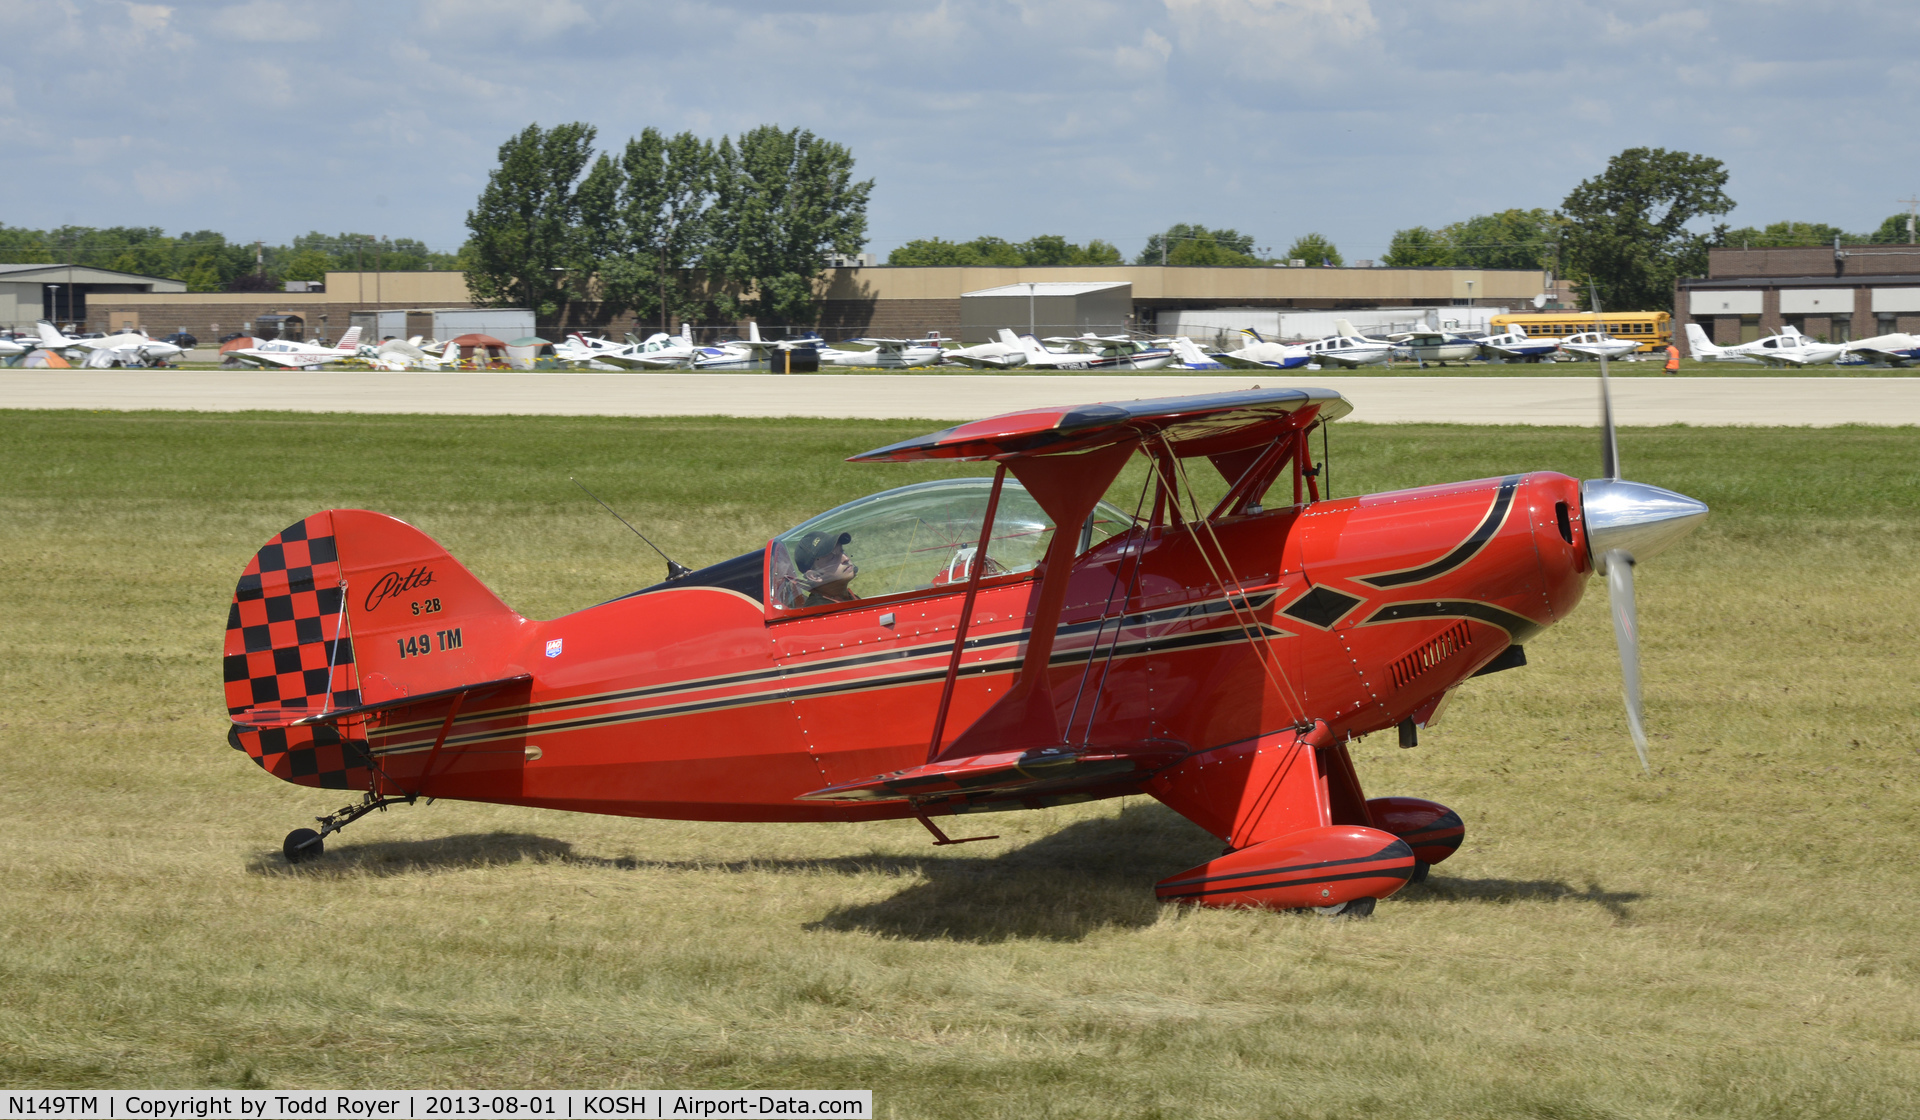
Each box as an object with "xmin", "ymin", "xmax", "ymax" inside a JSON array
[{"xmin": 1664, "ymin": 340, "xmax": 1680, "ymax": 374}]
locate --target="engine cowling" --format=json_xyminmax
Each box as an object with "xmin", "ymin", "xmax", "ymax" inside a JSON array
[
  {"xmin": 1365, "ymin": 797, "xmax": 1464, "ymax": 866},
  {"xmin": 1155, "ymin": 825, "xmax": 1415, "ymax": 910}
]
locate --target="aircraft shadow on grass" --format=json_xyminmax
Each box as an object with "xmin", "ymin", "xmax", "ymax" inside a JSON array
[{"xmin": 245, "ymin": 801, "xmax": 1642, "ymax": 937}]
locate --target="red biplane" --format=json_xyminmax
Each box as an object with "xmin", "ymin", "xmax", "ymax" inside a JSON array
[{"xmin": 223, "ymin": 385, "xmax": 1706, "ymax": 916}]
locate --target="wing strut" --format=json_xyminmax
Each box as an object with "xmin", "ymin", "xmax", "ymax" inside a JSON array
[
  {"xmin": 925, "ymin": 463, "xmax": 1007, "ymax": 762},
  {"xmin": 935, "ymin": 439, "xmax": 1140, "ymax": 761}
]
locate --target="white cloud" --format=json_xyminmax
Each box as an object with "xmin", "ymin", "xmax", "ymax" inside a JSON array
[
  {"xmin": 215, "ymin": 0, "xmax": 323, "ymax": 42},
  {"xmin": 416, "ymin": 0, "xmax": 592, "ymax": 39}
]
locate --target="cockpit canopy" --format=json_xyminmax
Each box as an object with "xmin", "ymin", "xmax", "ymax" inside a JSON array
[{"xmin": 768, "ymin": 477, "xmax": 1133, "ymax": 610}]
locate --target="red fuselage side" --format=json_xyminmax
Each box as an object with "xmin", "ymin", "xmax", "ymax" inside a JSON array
[{"xmin": 349, "ymin": 471, "xmax": 1590, "ymax": 823}]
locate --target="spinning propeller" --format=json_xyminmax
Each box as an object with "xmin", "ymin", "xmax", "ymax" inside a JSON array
[{"xmin": 1582, "ymin": 299, "xmax": 1709, "ymax": 771}]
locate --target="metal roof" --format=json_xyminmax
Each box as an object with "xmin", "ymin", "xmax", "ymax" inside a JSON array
[
  {"xmin": 1682, "ymin": 274, "xmax": 1920, "ymax": 288},
  {"xmin": 0, "ymin": 262, "xmax": 186, "ymax": 287},
  {"xmin": 962, "ymin": 281, "xmax": 1131, "ymax": 298}
]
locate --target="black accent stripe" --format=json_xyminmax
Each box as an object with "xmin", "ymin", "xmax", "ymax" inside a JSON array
[
  {"xmin": 1360, "ymin": 600, "xmax": 1543, "ymax": 644},
  {"xmin": 1159, "ymin": 840, "xmax": 1413, "ymax": 890},
  {"xmin": 370, "ymin": 589, "xmax": 1284, "ymax": 739},
  {"xmin": 367, "ymin": 621, "xmax": 1281, "ymax": 757},
  {"xmin": 1360, "ymin": 475, "xmax": 1523, "ymax": 588},
  {"xmin": 1163, "ymin": 864, "xmax": 1416, "ymax": 900}
]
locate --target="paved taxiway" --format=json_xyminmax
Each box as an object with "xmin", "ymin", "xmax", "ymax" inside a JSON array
[{"xmin": 5, "ymin": 370, "xmax": 1918, "ymax": 425}]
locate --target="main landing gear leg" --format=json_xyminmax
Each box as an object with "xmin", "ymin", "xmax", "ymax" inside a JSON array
[{"xmin": 283, "ymin": 791, "xmax": 417, "ymax": 864}]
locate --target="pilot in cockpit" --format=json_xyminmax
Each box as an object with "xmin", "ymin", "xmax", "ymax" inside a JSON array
[{"xmin": 788, "ymin": 530, "xmax": 859, "ymax": 607}]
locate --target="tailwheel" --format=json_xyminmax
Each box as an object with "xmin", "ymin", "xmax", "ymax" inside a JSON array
[
  {"xmin": 283, "ymin": 828, "xmax": 324, "ymax": 863},
  {"xmin": 281, "ymin": 791, "xmax": 417, "ymax": 864},
  {"xmin": 1316, "ymin": 896, "xmax": 1376, "ymax": 920}
]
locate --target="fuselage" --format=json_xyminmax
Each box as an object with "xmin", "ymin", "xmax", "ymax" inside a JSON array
[{"xmin": 338, "ymin": 471, "xmax": 1591, "ymax": 824}]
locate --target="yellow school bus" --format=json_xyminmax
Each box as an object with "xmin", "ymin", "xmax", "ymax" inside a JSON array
[{"xmin": 1488, "ymin": 310, "xmax": 1672, "ymax": 352}]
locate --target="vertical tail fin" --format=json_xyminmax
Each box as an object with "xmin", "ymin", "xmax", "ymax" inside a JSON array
[
  {"xmin": 997, "ymin": 328, "xmax": 1019, "ymax": 345},
  {"xmin": 1334, "ymin": 318, "xmax": 1357, "ymax": 337},
  {"xmin": 224, "ymin": 510, "xmax": 528, "ymax": 791},
  {"xmin": 337, "ymin": 326, "xmax": 363, "ymax": 349},
  {"xmin": 749, "ymin": 320, "xmax": 761, "ymax": 344},
  {"xmin": 1684, "ymin": 323, "xmax": 1722, "ymax": 357},
  {"xmin": 680, "ymin": 322, "xmax": 692, "ymax": 345}
]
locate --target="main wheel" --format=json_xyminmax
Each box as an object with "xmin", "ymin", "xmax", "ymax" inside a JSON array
[
  {"xmin": 1315, "ymin": 896, "xmax": 1376, "ymax": 920},
  {"xmin": 1408, "ymin": 860, "xmax": 1431, "ymax": 884},
  {"xmin": 283, "ymin": 828, "xmax": 323, "ymax": 863}
]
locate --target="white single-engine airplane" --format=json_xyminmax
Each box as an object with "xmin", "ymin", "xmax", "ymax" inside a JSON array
[
  {"xmin": 817, "ymin": 333, "xmax": 952, "ymax": 369},
  {"xmin": 1019, "ymin": 334, "xmax": 1176, "ymax": 371},
  {"xmin": 1841, "ymin": 332, "xmax": 1920, "ymax": 367},
  {"xmin": 1478, "ymin": 323, "xmax": 1561, "ymax": 363},
  {"xmin": 1300, "ymin": 320, "xmax": 1393, "ymax": 368},
  {"xmin": 1166, "ymin": 332, "xmax": 1310, "ymax": 371},
  {"xmin": 1391, "ymin": 327, "xmax": 1482, "ymax": 367},
  {"xmin": 36, "ymin": 320, "xmax": 185, "ymax": 367},
  {"xmin": 595, "ymin": 325, "xmax": 709, "ymax": 370},
  {"xmin": 943, "ymin": 328, "xmax": 1032, "ymax": 370},
  {"xmin": 227, "ymin": 326, "xmax": 365, "ymax": 370},
  {"xmin": 1684, "ymin": 323, "xmax": 1844, "ymax": 367},
  {"xmin": 1559, "ymin": 331, "xmax": 1641, "ymax": 362}
]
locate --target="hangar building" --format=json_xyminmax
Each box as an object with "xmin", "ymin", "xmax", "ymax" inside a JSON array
[
  {"xmin": 0, "ymin": 264, "xmax": 186, "ymax": 328},
  {"xmin": 1676, "ymin": 245, "xmax": 1920, "ymax": 351}
]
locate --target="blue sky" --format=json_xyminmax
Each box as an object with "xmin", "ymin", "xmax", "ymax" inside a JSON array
[{"xmin": 3, "ymin": 0, "xmax": 1913, "ymax": 260}]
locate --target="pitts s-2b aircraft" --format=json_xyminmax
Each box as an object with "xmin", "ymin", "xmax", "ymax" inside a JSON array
[{"xmin": 223, "ymin": 385, "xmax": 1707, "ymax": 916}]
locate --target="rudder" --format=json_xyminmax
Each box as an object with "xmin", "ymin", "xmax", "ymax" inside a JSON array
[{"xmin": 223, "ymin": 510, "xmax": 528, "ymax": 790}]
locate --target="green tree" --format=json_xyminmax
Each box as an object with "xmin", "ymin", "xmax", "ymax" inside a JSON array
[
  {"xmin": 1286, "ymin": 233, "xmax": 1343, "ymax": 267},
  {"xmin": 1138, "ymin": 224, "xmax": 1258, "ymax": 265},
  {"xmin": 1865, "ymin": 213, "xmax": 1917, "ymax": 245},
  {"xmin": 464, "ymin": 122, "xmax": 602, "ymax": 317},
  {"xmin": 1442, "ymin": 208, "xmax": 1562, "ymax": 270},
  {"xmin": 962, "ymin": 237, "xmax": 1025, "ymax": 266},
  {"xmin": 1382, "ymin": 226, "xmax": 1453, "ymax": 267},
  {"xmin": 279, "ymin": 249, "xmax": 336, "ymax": 283},
  {"xmin": 889, "ymin": 234, "xmax": 1123, "ymax": 267},
  {"xmin": 0, "ymin": 225, "xmax": 54, "ymax": 263},
  {"xmin": 596, "ymin": 129, "xmax": 715, "ymax": 331},
  {"xmin": 706, "ymin": 125, "xmax": 872, "ymax": 324},
  {"xmin": 888, "ymin": 238, "xmax": 971, "ymax": 266},
  {"xmin": 1558, "ymin": 147, "xmax": 1734, "ymax": 311},
  {"xmin": 1718, "ymin": 220, "xmax": 1847, "ymax": 249}
]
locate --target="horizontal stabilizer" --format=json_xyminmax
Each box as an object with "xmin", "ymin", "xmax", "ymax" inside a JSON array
[
  {"xmin": 234, "ymin": 673, "xmax": 533, "ymax": 729},
  {"xmin": 797, "ymin": 742, "xmax": 1187, "ymax": 803}
]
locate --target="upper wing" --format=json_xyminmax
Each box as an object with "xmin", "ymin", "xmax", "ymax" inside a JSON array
[{"xmin": 848, "ymin": 386, "xmax": 1350, "ymax": 463}]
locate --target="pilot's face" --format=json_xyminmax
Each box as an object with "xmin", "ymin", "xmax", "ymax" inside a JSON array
[
  {"xmin": 810, "ymin": 544, "xmax": 856, "ymax": 583},
  {"xmin": 821, "ymin": 546, "xmax": 857, "ymax": 582}
]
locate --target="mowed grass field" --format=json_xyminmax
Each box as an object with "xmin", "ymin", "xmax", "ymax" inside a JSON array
[{"xmin": 1, "ymin": 410, "xmax": 1917, "ymax": 1117}]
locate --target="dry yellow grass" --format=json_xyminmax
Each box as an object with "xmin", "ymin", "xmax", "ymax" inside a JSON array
[{"xmin": 1, "ymin": 412, "xmax": 1916, "ymax": 1118}]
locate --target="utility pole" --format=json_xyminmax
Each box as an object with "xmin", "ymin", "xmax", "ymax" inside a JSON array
[{"xmin": 1901, "ymin": 195, "xmax": 1919, "ymax": 245}]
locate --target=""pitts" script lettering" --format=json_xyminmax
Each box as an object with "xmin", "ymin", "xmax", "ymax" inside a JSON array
[{"xmin": 364, "ymin": 567, "xmax": 436, "ymax": 612}]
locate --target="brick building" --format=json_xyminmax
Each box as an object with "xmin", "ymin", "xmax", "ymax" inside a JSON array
[{"xmin": 1675, "ymin": 244, "xmax": 1920, "ymax": 353}]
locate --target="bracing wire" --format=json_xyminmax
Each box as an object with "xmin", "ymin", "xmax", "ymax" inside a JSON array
[
  {"xmin": 1151, "ymin": 445, "xmax": 1307, "ymax": 719},
  {"xmin": 1062, "ymin": 452, "xmax": 1156, "ymax": 745}
]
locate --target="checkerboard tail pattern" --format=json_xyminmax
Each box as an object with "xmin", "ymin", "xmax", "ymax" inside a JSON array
[{"xmin": 223, "ymin": 512, "xmax": 373, "ymax": 791}]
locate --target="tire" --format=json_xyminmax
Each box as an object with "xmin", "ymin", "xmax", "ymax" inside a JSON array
[{"xmin": 283, "ymin": 828, "xmax": 323, "ymax": 863}]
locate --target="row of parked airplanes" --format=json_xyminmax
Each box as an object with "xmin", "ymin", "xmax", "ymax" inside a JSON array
[{"xmin": 12, "ymin": 316, "xmax": 1919, "ymax": 371}]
